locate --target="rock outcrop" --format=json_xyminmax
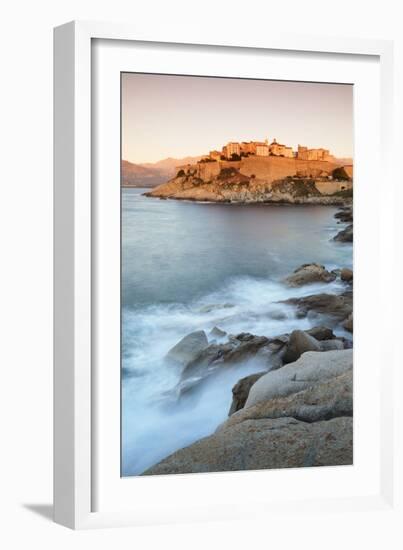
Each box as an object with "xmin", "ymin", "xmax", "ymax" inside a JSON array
[
  {"xmin": 145, "ymin": 163, "xmax": 352, "ymax": 205},
  {"xmin": 334, "ymin": 207, "xmax": 353, "ymax": 223},
  {"xmin": 228, "ymin": 371, "xmax": 267, "ymax": 416},
  {"xmin": 283, "ymin": 263, "xmax": 337, "ymax": 287},
  {"xmin": 334, "ymin": 224, "xmax": 353, "ymax": 243},
  {"xmin": 282, "ymin": 292, "xmax": 353, "ymax": 323},
  {"xmin": 166, "ymin": 330, "xmax": 208, "ymax": 367},
  {"xmin": 143, "ymin": 351, "xmax": 353, "ymax": 475},
  {"xmin": 282, "ymin": 329, "xmax": 322, "ymax": 363},
  {"xmin": 341, "ymin": 268, "xmax": 353, "ymax": 282},
  {"xmin": 224, "ymin": 369, "xmax": 352, "ymax": 429},
  {"xmin": 245, "ymin": 349, "xmax": 352, "ymax": 408},
  {"xmin": 343, "ymin": 313, "xmax": 353, "ymax": 333},
  {"xmin": 305, "ymin": 325, "xmax": 335, "ymax": 341}
]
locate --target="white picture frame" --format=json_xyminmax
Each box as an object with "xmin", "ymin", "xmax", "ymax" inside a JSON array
[{"xmin": 54, "ymin": 20, "xmax": 397, "ymax": 530}]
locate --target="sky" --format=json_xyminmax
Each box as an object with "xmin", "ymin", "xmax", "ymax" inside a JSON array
[{"xmin": 122, "ymin": 73, "xmax": 353, "ymax": 164}]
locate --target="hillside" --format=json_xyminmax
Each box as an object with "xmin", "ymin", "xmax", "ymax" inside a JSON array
[
  {"xmin": 122, "ymin": 156, "xmax": 202, "ymax": 188},
  {"xmin": 121, "ymin": 160, "xmax": 167, "ymax": 187}
]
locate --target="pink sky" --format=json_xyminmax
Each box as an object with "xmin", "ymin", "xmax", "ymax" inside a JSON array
[{"xmin": 122, "ymin": 73, "xmax": 353, "ymax": 164}]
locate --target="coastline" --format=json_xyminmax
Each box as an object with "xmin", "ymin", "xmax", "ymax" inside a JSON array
[
  {"xmin": 141, "ymin": 172, "xmax": 352, "ymax": 206},
  {"xmin": 122, "ymin": 200, "xmax": 354, "ymax": 476}
]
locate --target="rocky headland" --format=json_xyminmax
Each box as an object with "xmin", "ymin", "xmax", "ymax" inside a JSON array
[
  {"xmin": 144, "ymin": 157, "xmax": 353, "ymax": 205},
  {"xmin": 141, "ymin": 207, "xmax": 354, "ymax": 475}
]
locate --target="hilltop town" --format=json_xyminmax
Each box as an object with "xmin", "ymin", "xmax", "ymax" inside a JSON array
[
  {"xmin": 207, "ymin": 138, "xmax": 335, "ymax": 162},
  {"xmin": 144, "ymin": 137, "xmax": 353, "ymax": 204}
]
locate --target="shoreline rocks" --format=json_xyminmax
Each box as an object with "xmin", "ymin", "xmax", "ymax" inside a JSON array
[
  {"xmin": 148, "ymin": 257, "xmax": 354, "ymax": 475},
  {"xmin": 341, "ymin": 267, "xmax": 353, "ymax": 282},
  {"xmin": 245, "ymin": 349, "xmax": 352, "ymax": 408},
  {"xmin": 143, "ymin": 350, "xmax": 353, "ymax": 475},
  {"xmin": 334, "ymin": 224, "xmax": 353, "ymax": 242},
  {"xmin": 282, "ymin": 329, "xmax": 322, "ymax": 363},
  {"xmin": 283, "ymin": 263, "xmax": 337, "ymax": 287},
  {"xmin": 228, "ymin": 371, "xmax": 267, "ymax": 416},
  {"xmin": 165, "ymin": 330, "xmax": 208, "ymax": 367},
  {"xmin": 281, "ymin": 292, "xmax": 353, "ymax": 323},
  {"xmin": 145, "ymin": 169, "xmax": 352, "ymax": 206}
]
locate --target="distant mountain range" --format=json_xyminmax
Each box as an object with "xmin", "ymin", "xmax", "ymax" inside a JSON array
[{"xmin": 121, "ymin": 156, "xmax": 202, "ymax": 188}]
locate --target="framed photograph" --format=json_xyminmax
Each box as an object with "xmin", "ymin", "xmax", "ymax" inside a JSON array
[{"xmin": 54, "ymin": 21, "xmax": 396, "ymax": 529}]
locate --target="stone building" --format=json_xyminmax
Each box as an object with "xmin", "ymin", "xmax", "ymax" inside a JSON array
[
  {"xmin": 255, "ymin": 143, "xmax": 269, "ymax": 156},
  {"xmin": 240, "ymin": 141, "xmax": 257, "ymax": 155},
  {"xmin": 269, "ymin": 138, "xmax": 294, "ymax": 158},
  {"xmin": 297, "ymin": 145, "xmax": 333, "ymax": 162},
  {"xmin": 222, "ymin": 141, "xmax": 241, "ymax": 159}
]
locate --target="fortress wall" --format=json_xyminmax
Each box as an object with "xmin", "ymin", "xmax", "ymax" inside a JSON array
[
  {"xmin": 176, "ymin": 160, "xmax": 241, "ymax": 181},
  {"xmin": 315, "ymin": 180, "xmax": 352, "ymax": 195},
  {"xmin": 240, "ymin": 156, "xmax": 297, "ymax": 181},
  {"xmin": 196, "ymin": 162, "xmax": 222, "ymax": 180},
  {"xmin": 176, "ymin": 157, "xmax": 349, "ymax": 186},
  {"xmin": 239, "ymin": 156, "xmax": 340, "ymax": 183}
]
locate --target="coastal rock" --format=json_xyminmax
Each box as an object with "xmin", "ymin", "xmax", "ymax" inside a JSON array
[
  {"xmin": 222, "ymin": 369, "xmax": 352, "ymax": 431},
  {"xmin": 283, "ymin": 263, "xmax": 337, "ymax": 287},
  {"xmin": 343, "ymin": 313, "xmax": 353, "ymax": 333},
  {"xmin": 166, "ymin": 330, "xmax": 208, "ymax": 367},
  {"xmin": 341, "ymin": 268, "xmax": 353, "ymax": 282},
  {"xmin": 146, "ymin": 160, "xmax": 352, "ymax": 205},
  {"xmin": 221, "ymin": 335, "xmax": 270, "ymax": 365},
  {"xmin": 181, "ymin": 342, "xmax": 233, "ymax": 379},
  {"xmin": 334, "ymin": 208, "xmax": 353, "ymax": 223},
  {"xmin": 245, "ymin": 349, "xmax": 353, "ymax": 408},
  {"xmin": 283, "ymin": 292, "xmax": 353, "ymax": 322},
  {"xmin": 144, "ymin": 352, "xmax": 353, "ymax": 475},
  {"xmin": 180, "ymin": 332, "xmax": 279, "ymax": 384},
  {"xmin": 228, "ymin": 371, "xmax": 267, "ymax": 416},
  {"xmin": 334, "ymin": 224, "xmax": 353, "ymax": 243},
  {"xmin": 209, "ymin": 326, "xmax": 227, "ymax": 339},
  {"xmin": 267, "ymin": 309, "xmax": 287, "ymax": 320},
  {"xmin": 305, "ymin": 326, "xmax": 335, "ymax": 341},
  {"xmin": 282, "ymin": 329, "xmax": 321, "ymax": 364},
  {"xmin": 143, "ymin": 416, "xmax": 353, "ymax": 475},
  {"xmin": 319, "ymin": 339, "xmax": 344, "ymax": 351}
]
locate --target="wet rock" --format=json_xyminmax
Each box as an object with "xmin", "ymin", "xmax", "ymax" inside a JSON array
[
  {"xmin": 245, "ymin": 349, "xmax": 353, "ymax": 408},
  {"xmin": 342, "ymin": 338, "xmax": 353, "ymax": 349},
  {"xmin": 222, "ymin": 335, "xmax": 270, "ymax": 365},
  {"xmin": 343, "ymin": 313, "xmax": 353, "ymax": 333},
  {"xmin": 144, "ymin": 352, "xmax": 353, "ymax": 476},
  {"xmin": 166, "ymin": 330, "xmax": 208, "ymax": 367},
  {"xmin": 209, "ymin": 326, "xmax": 227, "ymax": 339},
  {"xmin": 235, "ymin": 332, "xmax": 256, "ymax": 342},
  {"xmin": 228, "ymin": 371, "xmax": 267, "ymax": 416},
  {"xmin": 283, "ymin": 263, "xmax": 337, "ymax": 287},
  {"xmin": 334, "ymin": 224, "xmax": 353, "ymax": 242},
  {"xmin": 223, "ymin": 370, "xmax": 353, "ymax": 430},
  {"xmin": 282, "ymin": 329, "xmax": 321, "ymax": 364},
  {"xmin": 305, "ymin": 326, "xmax": 335, "ymax": 341},
  {"xmin": 319, "ymin": 339, "xmax": 344, "ymax": 351},
  {"xmin": 283, "ymin": 292, "xmax": 353, "ymax": 322},
  {"xmin": 181, "ymin": 342, "xmax": 234, "ymax": 379},
  {"xmin": 334, "ymin": 208, "xmax": 353, "ymax": 223},
  {"xmin": 341, "ymin": 268, "xmax": 353, "ymax": 282},
  {"xmin": 267, "ymin": 309, "xmax": 287, "ymax": 320}
]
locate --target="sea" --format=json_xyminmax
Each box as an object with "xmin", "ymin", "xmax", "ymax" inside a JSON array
[{"xmin": 121, "ymin": 187, "xmax": 353, "ymax": 476}]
